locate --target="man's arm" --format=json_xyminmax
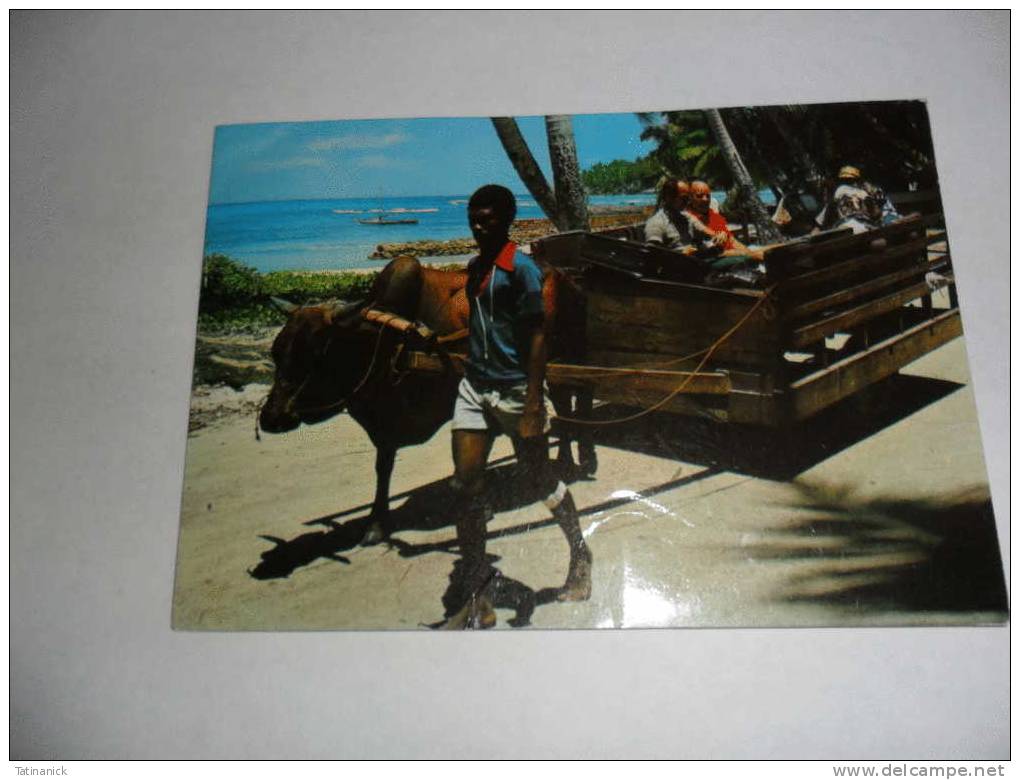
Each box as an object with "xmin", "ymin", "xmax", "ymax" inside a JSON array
[
  {"xmin": 644, "ymin": 212, "xmax": 666, "ymax": 245},
  {"xmin": 519, "ymin": 322, "xmax": 547, "ymax": 439},
  {"xmin": 512, "ymin": 256, "xmax": 550, "ymax": 440},
  {"xmin": 723, "ymin": 234, "xmax": 765, "ymax": 260}
]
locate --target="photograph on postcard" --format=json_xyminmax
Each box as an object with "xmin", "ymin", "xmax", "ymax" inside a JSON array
[{"xmin": 173, "ymin": 100, "xmax": 1007, "ymax": 630}]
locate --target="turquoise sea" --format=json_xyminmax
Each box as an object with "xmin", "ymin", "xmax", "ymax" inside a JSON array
[{"xmin": 203, "ymin": 193, "xmax": 663, "ymax": 273}]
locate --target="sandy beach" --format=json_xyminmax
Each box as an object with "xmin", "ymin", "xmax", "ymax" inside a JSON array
[{"xmin": 173, "ymin": 336, "xmax": 1005, "ymax": 631}]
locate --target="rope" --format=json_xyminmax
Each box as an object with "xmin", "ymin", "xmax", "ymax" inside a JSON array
[
  {"xmin": 437, "ymin": 328, "xmax": 469, "ymax": 344},
  {"xmin": 256, "ymin": 303, "xmax": 446, "ymax": 438},
  {"xmin": 551, "ymin": 286, "xmax": 776, "ymax": 426},
  {"xmin": 273, "ymin": 310, "xmax": 462, "ymax": 420},
  {"xmin": 545, "ymin": 291, "xmax": 776, "ymax": 381},
  {"xmin": 282, "ymin": 325, "xmax": 389, "ymax": 418},
  {"xmin": 559, "ymin": 342, "xmax": 711, "ymax": 380},
  {"xmin": 258, "ymin": 286, "xmax": 771, "ymax": 433}
]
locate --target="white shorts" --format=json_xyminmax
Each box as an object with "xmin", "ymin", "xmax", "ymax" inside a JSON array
[{"xmin": 452, "ymin": 376, "xmax": 553, "ymax": 436}]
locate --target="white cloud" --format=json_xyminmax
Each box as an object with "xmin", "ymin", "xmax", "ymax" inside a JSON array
[
  {"xmin": 354, "ymin": 154, "xmax": 409, "ymax": 170},
  {"xmin": 247, "ymin": 157, "xmax": 326, "ymax": 172},
  {"xmin": 308, "ymin": 132, "xmax": 409, "ymax": 152}
]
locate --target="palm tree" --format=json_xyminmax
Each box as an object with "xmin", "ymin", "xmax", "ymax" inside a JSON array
[
  {"xmin": 490, "ymin": 117, "xmax": 559, "ymax": 220},
  {"xmin": 720, "ymin": 107, "xmax": 785, "ymax": 201},
  {"xmin": 490, "ymin": 116, "xmax": 590, "ymax": 232},
  {"xmin": 855, "ymin": 103, "xmax": 935, "ymax": 186},
  {"xmin": 703, "ymin": 108, "xmax": 783, "ymax": 244},
  {"xmin": 761, "ymin": 105, "xmax": 826, "ymax": 198},
  {"xmin": 760, "ymin": 101, "xmax": 938, "ymax": 193},
  {"xmin": 545, "ymin": 115, "xmax": 590, "ymax": 231},
  {"xmin": 637, "ymin": 111, "xmax": 729, "ymax": 184}
]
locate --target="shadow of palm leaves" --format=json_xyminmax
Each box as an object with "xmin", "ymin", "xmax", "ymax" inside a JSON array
[{"xmin": 739, "ymin": 480, "xmax": 1007, "ymax": 615}]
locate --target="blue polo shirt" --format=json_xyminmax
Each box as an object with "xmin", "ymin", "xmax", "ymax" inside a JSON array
[{"xmin": 465, "ymin": 242, "xmax": 546, "ymax": 384}]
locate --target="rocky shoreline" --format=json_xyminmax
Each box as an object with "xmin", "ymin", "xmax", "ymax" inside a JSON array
[{"xmin": 369, "ymin": 209, "xmax": 651, "ymax": 259}]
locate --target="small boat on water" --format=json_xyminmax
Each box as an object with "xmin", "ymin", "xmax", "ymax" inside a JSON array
[{"xmin": 357, "ymin": 216, "xmax": 419, "ymax": 226}]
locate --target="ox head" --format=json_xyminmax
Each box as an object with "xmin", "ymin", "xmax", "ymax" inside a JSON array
[{"xmin": 258, "ymin": 297, "xmax": 371, "ymax": 434}]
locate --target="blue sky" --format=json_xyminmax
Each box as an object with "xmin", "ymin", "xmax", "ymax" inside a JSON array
[{"xmin": 208, "ymin": 113, "xmax": 655, "ymax": 204}]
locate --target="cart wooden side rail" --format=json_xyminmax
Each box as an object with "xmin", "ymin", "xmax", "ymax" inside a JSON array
[
  {"xmin": 402, "ymin": 350, "xmax": 733, "ymax": 414},
  {"xmin": 525, "ymin": 213, "xmax": 960, "ymax": 426},
  {"xmin": 393, "ymin": 212, "xmax": 958, "ymax": 428}
]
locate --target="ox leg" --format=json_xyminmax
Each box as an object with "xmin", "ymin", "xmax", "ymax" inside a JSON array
[
  {"xmin": 362, "ymin": 446, "xmax": 395, "ymax": 545},
  {"xmin": 548, "ymin": 385, "xmax": 577, "ymax": 470},
  {"xmin": 575, "ymin": 388, "xmax": 598, "ymax": 477},
  {"xmin": 518, "ymin": 436, "xmax": 592, "ymax": 602}
]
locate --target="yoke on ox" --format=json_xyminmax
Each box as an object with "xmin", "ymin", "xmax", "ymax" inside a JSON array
[{"xmin": 258, "ymin": 255, "xmax": 595, "ymax": 546}]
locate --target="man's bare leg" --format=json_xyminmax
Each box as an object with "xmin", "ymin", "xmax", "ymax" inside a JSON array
[
  {"xmin": 517, "ymin": 436, "xmax": 593, "ymax": 601},
  {"xmin": 549, "ymin": 490, "xmax": 593, "ymax": 601},
  {"xmin": 441, "ymin": 429, "xmax": 497, "ymax": 630}
]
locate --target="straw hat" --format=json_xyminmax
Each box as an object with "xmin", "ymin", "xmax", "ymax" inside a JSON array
[{"xmin": 838, "ymin": 165, "xmax": 862, "ymax": 180}]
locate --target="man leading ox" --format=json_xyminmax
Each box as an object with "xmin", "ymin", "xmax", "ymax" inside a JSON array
[{"xmin": 442, "ymin": 184, "xmax": 593, "ymax": 629}]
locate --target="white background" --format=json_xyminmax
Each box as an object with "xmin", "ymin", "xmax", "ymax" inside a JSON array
[{"xmin": 10, "ymin": 11, "xmax": 1009, "ymax": 759}]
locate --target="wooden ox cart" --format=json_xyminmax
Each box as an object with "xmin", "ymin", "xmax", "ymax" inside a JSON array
[{"xmin": 399, "ymin": 210, "xmax": 959, "ymax": 429}]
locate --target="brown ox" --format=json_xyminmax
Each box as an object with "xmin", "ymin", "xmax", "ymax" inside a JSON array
[{"xmin": 258, "ymin": 255, "xmax": 595, "ymax": 544}]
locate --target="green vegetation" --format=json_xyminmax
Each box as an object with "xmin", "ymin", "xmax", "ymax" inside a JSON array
[
  {"xmin": 581, "ymin": 156, "xmax": 660, "ymax": 195},
  {"xmin": 198, "ymin": 254, "xmax": 379, "ymax": 332},
  {"xmin": 597, "ymin": 101, "xmax": 940, "ymax": 234},
  {"xmin": 580, "ymin": 110, "xmax": 739, "ymax": 196},
  {"xmin": 636, "ymin": 110, "xmax": 731, "ymax": 185},
  {"xmin": 634, "ymin": 102, "xmax": 938, "ymax": 205}
]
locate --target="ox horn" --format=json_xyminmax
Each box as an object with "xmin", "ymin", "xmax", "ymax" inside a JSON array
[
  {"xmin": 269, "ymin": 296, "xmax": 299, "ymax": 315},
  {"xmin": 326, "ymin": 298, "xmax": 367, "ymax": 322}
]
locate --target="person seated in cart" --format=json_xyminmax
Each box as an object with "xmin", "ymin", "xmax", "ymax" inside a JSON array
[
  {"xmin": 644, "ymin": 177, "xmax": 699, "ymax": 253},
  {"xmin": 814, "ymin": 165, "xmax": 900, "ymax": 234},
  {"xmin": 685, "ymin": 180, "xmax": 764, "ymax": 261}
]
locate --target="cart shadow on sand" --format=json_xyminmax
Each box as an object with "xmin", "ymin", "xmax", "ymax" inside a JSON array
[{"xmin": 247, "ymin": 371, "xmax": 981, "ymax": 625}]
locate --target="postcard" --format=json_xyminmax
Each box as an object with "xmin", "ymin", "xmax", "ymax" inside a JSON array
[{"xmin": 173, "ymin": 100, "xmax": 1007, "ymax": 630}]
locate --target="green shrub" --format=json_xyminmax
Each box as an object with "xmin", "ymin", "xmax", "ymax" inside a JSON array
[
  {"xmin": 200, "ymin": 254, "xmax": 262, "ymax": 312},
  {"xmin": 197, "ymin": 253, "xmax": 383, "ymax": 331},
  {"xmin": 261, "ymin": 270, "xmax": 377, "ymax": 305},
  {"xmin": 197, "ymin": 304, "xmax": 286, "ymax": 334}
]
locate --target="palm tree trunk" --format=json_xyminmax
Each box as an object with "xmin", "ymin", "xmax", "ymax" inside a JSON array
[
  {"xmin": 545, "ymin": 115, "xmax": 590, "ymax": 231},
  {"xmin": 703, "ymin": 108, "xmax": 783, "ymax": 244},
  {"xmin": 490, "ymin": 117, "xmax": 561, "ymax": 225},
  {"xmin": 722, "ymin": 107, "xmax": 789, "ymax": 200},
  {"xmin": 763, "ymin": 105, "xmax": 826, "ymax": 198}
]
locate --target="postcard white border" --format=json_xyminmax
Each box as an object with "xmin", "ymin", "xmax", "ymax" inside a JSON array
[{"xmin": 10, "ymin": 10, "xmax": 1009, "ymax": 758}]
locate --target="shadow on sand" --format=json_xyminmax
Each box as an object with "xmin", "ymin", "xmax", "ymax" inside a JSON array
[
  {"xmin": 587, "ymin": 372, "xmax": 964, "ymax": 481},
  {"xmin": 247, "ymin": 371, "xmax": 983, "ymax": 625},
  {"xmin": 738, "ymin": 481, "xmax": 1008, "ymax": 617},
  {"xmin": 247, "ymin": 448, "xmax": 724, "ymax": 625}
]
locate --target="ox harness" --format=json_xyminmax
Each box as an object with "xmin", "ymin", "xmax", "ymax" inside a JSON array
[
  {"xmin": 256, "ymin": 306, "xmax": 467, "ymax": 440},
  {"xmin": 257, "ymin": 279, "xmax": 775, "ymax": 442}
]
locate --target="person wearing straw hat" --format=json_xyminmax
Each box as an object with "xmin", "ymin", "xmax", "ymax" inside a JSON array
[{"xmin": 815, "ymin": 165, "xmax": 900, "ymax": 234}]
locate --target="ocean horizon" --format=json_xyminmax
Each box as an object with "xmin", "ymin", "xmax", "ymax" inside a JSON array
[
  {"xmin": 202, "ymin": 190, "xmax": 767, "ymax": 273},
  {"xmin": 202, "ymin": 192, "xmax": 660, "ymax": 273}
]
